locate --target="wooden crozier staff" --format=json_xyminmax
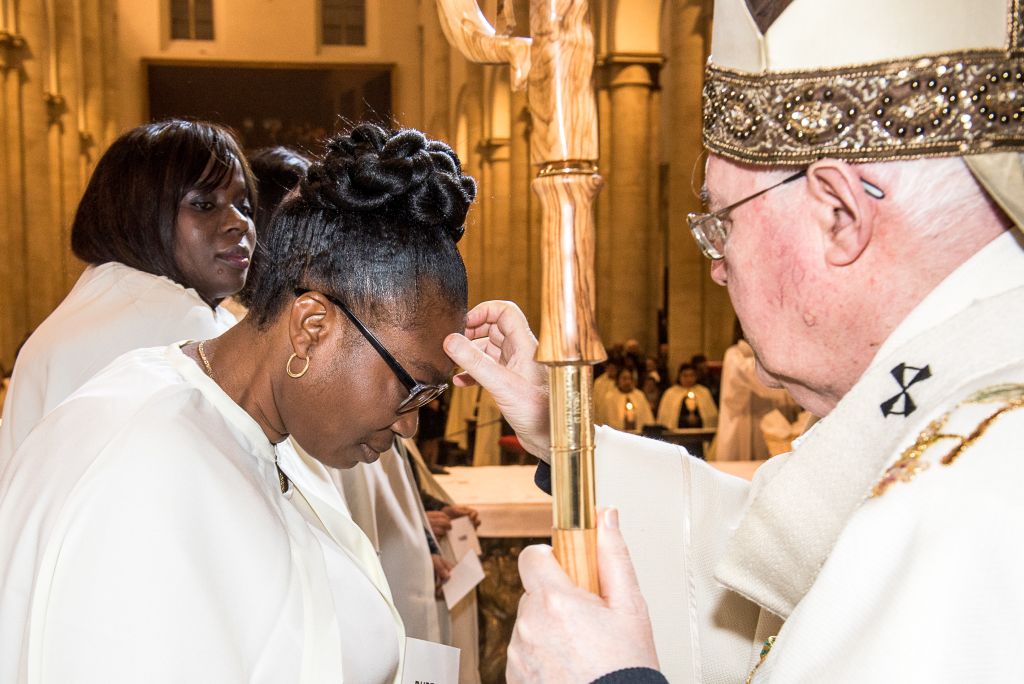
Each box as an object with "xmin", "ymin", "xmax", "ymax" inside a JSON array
[{"xmin": 435, "ymin": 0, "xmax": 605, "ymax": 593}]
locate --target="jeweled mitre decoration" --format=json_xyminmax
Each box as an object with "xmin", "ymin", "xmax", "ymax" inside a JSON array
[{"xmin": 704, "ymin": 2, "xmax": 1024, "ymax": 165}]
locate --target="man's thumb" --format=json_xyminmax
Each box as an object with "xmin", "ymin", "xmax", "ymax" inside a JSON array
[
  {"xmin": 597, "ymin": 508, "xmax": 649, "ymax": 616},
  {"xmin": 444, "ymin": 333, "xmax": 505, "ymax": 390}
]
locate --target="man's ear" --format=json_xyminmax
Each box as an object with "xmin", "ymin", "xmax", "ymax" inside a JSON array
[
  {"xmin": 288, "ymin": 292, "xmax": 334, "ymax": 358},
  {"xmin": 805, "ymin": 159, "xmax": 877, "ymax": 266}
]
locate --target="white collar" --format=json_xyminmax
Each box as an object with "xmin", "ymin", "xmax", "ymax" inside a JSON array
[
  {"xmin": 875, "ymin": 230, "xmax": 1024, "ymax": 359},
  {"xmin": 165, "ymin": 343, "xmax": 277, "ymax": 463}
]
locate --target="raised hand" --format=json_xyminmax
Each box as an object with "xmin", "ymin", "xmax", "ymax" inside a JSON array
[{"xmin": 443, "ymin": 300, "xmax": 552, "ymax": 458}]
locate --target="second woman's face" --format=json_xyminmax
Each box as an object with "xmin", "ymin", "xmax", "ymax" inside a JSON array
[{"xmin": 174, "ymin": 163, "xmax": 255, "ymax": 304}]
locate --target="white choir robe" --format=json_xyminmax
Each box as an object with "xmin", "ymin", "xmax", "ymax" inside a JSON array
[
  {"xmin": 713, "ymin": 340, "xmax": 797, "ymax": 461},
  {"xmin": 657, "ymin": 383, "xmax": 719, "ymax": 429},
  {"xmin": 443, "ymin": 385, "xmax": 502, "ymax": 466},
  {"xmin": 335, "ymin": 439, "xmax": 481, "ymax": 684},
  {"xmin": 593, "ymin": 231, "xmax": 1024, "ymax": 682},
  {"xmin": 0, "ymin": 262, "xmax": 235, "ymax": 464},
  {"xmin": 596, "ymin": 388, "xmax": 655, "ymax": 431},
  {"xmin": 0, "ymin": 344, "xmax": 403, "ymax": 684},
  {"xmin": 592, "ymin": 371, "xmax": 617, "ymax": 408}
]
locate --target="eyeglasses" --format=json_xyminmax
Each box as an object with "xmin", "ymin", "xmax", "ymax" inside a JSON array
[
  {"xmin": 687, "ymin": 169, "xmax": 886, "ymax": 260},
  {"xmin": 294, "ymin": 289, "xmax": 448, "ymax": 415}
]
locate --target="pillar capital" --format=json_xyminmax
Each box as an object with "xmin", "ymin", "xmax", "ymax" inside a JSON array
[{"xmin": 596, "ymin": 53, "xmax": 664, "ymax": 90}]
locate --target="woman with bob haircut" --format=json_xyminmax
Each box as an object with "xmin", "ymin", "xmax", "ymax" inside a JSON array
[
  {"xmin": 0, "ymin": 123, "xmax": 476, "ymax": 683},
  {"xmin": 0, "ymin": 119, "xmax": 256, "ymax": 462}
]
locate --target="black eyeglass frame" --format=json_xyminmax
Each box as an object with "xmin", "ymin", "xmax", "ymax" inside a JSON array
[
  {"xmin": 294, "ymin": 289, "xmax": 448, "ymax": 415},
  {"xmin": 686, "ymin": 169, "xmax": 886, "ymax": 260}
]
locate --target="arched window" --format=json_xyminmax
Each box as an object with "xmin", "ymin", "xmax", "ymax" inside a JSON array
[
  {"xmin": 170, "ymin": 0, "xmax": 214, "ymax": 40},
  {"xmin": 321, "ymin": 0, "xmax": 365, "ymax": 45}
]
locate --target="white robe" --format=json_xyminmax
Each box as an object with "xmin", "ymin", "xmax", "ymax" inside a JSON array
[
  {"xmin": 596, "ymin": 388, "xmax": 655, "ymax": 431},
  {"xmin": 444, "ymin": 385, "xmax": 502, "ymax": 466},
  {"xmin": 336, "ymin": 439, "xmax": 481, "ymax": 684},
  {"xmin": 0, "ymin": 344, "xmax": 403, "ymax": 683},
  {"xmin": 597, "ymin": 231, "xmax": 1024, "ymax": 682},
  {"xmin": 0, "ymin": 262, "xmax": 235, "ymax": 464},
  {"xmin": 657, "ymin": 383, "xmax": 719, "ymax": 429},
  {"xmin": 713, "ymin": 340, "xmax": 797, "ymax": 461}
]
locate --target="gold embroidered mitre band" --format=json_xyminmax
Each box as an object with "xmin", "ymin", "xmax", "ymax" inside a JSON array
[{"xmin": 703, "ymin": 0, "xmax": 1024, "ymax": 166}]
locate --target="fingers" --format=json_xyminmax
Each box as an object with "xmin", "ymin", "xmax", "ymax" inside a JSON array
[
  {"xmin": 518, "ymin": 543, "xmax": 578, "ymax": 596},
  {"xmin": 596, "ymin": 508, "xmax": 649, "ymax": 617},
  {"xmin": 463, "ymin": 301, "xmax": 538, "ymax": 354},
  {"xmin": 444, "ymin": 333, "xmax": 520, "ymax": 393}
]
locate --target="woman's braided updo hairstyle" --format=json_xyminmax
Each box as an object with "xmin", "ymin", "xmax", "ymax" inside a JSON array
[{"xmin": 246, "ymin": 123, "xmax": 476, "ymax": 328}]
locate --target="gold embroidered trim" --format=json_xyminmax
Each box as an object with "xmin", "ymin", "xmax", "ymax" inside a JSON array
[
  {"xmin": 871, "ymin": 385, "xmax": 1024, "ymax": 497},
  {"xmin": 703, "ymin": 3, "xmax": 1024, "ymax": 165},
  {"xmin": 746, "ymin": 635, "xmax": 777, "ymax": 684}
]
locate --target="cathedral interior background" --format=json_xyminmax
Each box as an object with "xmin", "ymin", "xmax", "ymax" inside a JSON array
[{"xmin": 0, "ymin": 0, "xmax": 731, "ymax": 375}]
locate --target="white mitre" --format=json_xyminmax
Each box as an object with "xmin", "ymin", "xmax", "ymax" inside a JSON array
[{"xmin": 703, "ymin": 0, "xmax": 1024, "ymax": 229}]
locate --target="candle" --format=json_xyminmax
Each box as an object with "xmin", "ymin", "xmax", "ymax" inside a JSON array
[
  {"xmin": 624, "ymin": 399, "xmax": 636, "ymax": 430},
  {"xmin": 685, "ymin": 391, "xmax": 697, "ymax": 412}
]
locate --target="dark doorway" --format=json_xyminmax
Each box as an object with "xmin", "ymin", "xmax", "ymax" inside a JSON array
[{"xmin": 147, "ymin": 63, "xmax": 392, "ymax": 155}]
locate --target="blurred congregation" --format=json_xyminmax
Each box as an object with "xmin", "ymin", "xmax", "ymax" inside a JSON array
[{"xmin": 434, "ymin": 333, "xmax": 806, "ymax": 472}]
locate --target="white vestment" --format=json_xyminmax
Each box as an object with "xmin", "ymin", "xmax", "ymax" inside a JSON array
[
  {"xmin": 592, "ymin": 371, "xmax": 617, "ymax": 407},
  {"xmin": 713, "ymin": 340, "xmax": 797, "ymax": 461},
  {"xmin": 336, "ymin": 439, "xmax": 481, "ymax": 684},
  {"xmin": 444, "ymin": 385, "xmax": 502, "ymax": 466},
  {"xmin": 0, "ymin": 262, "xmax": 236, "ymax": 463},
  {"xmin": 596, "ymin": 388, "xmax": 655, "ymax": 431},
  {"xmin": 597, "ymin": 231, "xmax": 1024, "ymax": 682},
  {"xmin": 657, "ymin": 384, "xmax": 719, "ymax": 429},
  {"xmin": 0, "ymin": 345, "xmax": 403, "ymax": 683}
]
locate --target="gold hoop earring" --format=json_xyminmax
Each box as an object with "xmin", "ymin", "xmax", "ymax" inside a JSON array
[{"xmin": 286, "ymin": 353, "xmax": 310, "ymax": 379}]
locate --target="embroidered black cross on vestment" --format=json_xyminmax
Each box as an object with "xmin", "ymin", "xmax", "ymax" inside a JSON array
[{"xmin": 880, "ymin": 363, "xmax": 932, "ymax": 417}]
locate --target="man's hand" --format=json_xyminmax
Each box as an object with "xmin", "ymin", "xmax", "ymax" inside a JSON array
[
  {"xmin": 507, "ymin": 509, "xmax": 660, "ymax": 683},
  {"xmin": 431, "ymin": 554, "xmax": 452, "ymax": 599},
  {"xmin": 442, "ymin": 504, "xmax": 481, "ymax": 528},
  {"xmin": 426, "ymin": 510, "xmax": 453, "ymax": 539},
  {"xmin": 443, "ymin": 301, "xmax": 551, "ymax": 458}
]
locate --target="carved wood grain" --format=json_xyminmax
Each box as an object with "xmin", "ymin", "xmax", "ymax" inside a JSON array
[
  {"xmin": 532, "ymin": 172, "xmax": 605, "ymax": 363},
  {"xmin": 434, "ymin": 0, "xmax": 532, "ymax": 90},
  {"xmin": 527, "ymin": 0, "xmax": 599, "ymax": 164}
]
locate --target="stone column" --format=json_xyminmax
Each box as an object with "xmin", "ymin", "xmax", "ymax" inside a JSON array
[
  {"xmin": 419, "ymin": 0, "xmax": 451, "ymax": 140},
  {"xmin": 600, "ymin": 57, "xmax": 661, "ymax": 353},
  {"xmin": 458, "ymin": 63, "xmax": 486, "ymax": 309},
  {"xmin": 509, "ymin": 89, "xmax": 536, "ymax": 325},
  {"xmin": 0, "ymin": 0, "xmax": 115, "ymax": 369},
  {"xmin": 479, "ymin": 135, "xmax": 512, "ymax": 304},
  {"xmin": 0, "ymin": 5, "xmax": 31, "ymax": 368},
  {"xmin": 664, "ymin": 0, "xmax": 731, "ymax": 370}
]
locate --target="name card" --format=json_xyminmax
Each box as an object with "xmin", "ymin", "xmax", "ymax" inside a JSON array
[
  {"xmin": 448, "ymin": 515, "xmax": 482, "ymax": 561},
  {"xmin": 441, "ymin": 550, "xmax": 485, "ymax": 609},
  {"xmin": 400, "ymin": 637, "xmax": 460, "ymax": 684}
]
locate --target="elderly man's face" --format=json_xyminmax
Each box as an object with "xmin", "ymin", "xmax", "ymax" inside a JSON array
[{"xmin": 704, "ymin": 154, "xmax": 830, "ymax": 405}]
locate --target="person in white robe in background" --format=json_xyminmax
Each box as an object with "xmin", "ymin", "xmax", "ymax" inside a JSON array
[
  {"xmin": 441, "ymin": 1, "xmax": 1024, "ymax": 680},
  {"xmin": 444, "ymin": 384, "xmax": 502, "ymax": 466},
  {"xmin": 0, "ymin": 123, "xmax": 477, "ymax": 683},
  {"xmin": 591, "ymin": 355, "xmax": 621, "ymax": 408},
  {"xmin": 596, "ymin": 367, "xmax": 655, "ymax": 432},
  {"xmin": 657, "ymin": 363, "xmax": 719, "ymax": 430},
  {"xmin": 0, "ymin": 120, "xmax": 253, "ymax": 465},
  {"xmin": 712, "ymin": 338, "xmax": 797, "ymax": 461}
]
